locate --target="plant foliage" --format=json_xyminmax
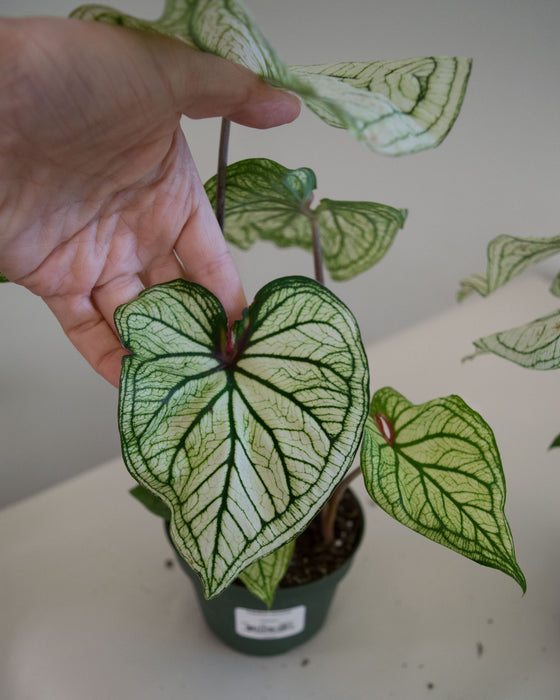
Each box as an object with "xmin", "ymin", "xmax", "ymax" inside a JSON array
[
  {"xmin": 361, "ymin": 388, "xmax": 526, "ymax": 592},
  {"xmin": 71, "ymin": 0, "xmax": 471, "ymax": 155},
  {"xmin": 64, "ymin": 0, "xmax": 527, "ymax": 607},
  {"xmin": 115, "ymin": 276, "xmax": 369, "ymax": 598},
  {"xmin": 204, "ymin": 158, "xmax": 407, "ymax": 280}
]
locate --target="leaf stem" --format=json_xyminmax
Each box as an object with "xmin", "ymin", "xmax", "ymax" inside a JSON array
[
  {"xmin": 320, "ymin": 465, "xmax": 362, "ymax": 544},
  {"xmin": 216, "ymin": 118, "xmax": 231, "ymax": 231},
  {"xmin": 311, "ymin": 213, "xmax": 325, "ymax": 285}
]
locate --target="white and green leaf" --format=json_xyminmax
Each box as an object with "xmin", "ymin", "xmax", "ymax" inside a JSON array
[
  {"xmin": 238, "ymin": 540, "xmax": 295, "ymax": 608},
  {"xmin": 204, "ymin": 158, "xmax": 316, "ymax": 251},
  {"xmin": 115, "ymin": 276, "xmax": 369, "ymax": 599},
  {"xmin": 71, "ymin": 0, "xmax": 471, "ymax": 155},
  {"xmin": 290, "ymin": 57, "xmax": 472, "ymax": 155},
  {"xmin": 316, "ymin": 199, "xmax": 407, "ymax": 280},
  {"xmin": 205, "ymin": 158, "xmax": 406, "ymax": 280},
  {"xmin": 458, "ymin": 234, "xmax": 560, "ymax": 301},
  {"xmin": 360, "ymin": 387, "xmax": 526, "ymax": 592},
  {"xmin": 465, "ymin": 309, "xmax": 560, "ymax": 369}
]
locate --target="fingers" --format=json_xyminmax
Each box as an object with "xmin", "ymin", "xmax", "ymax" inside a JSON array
[
  {"xmin": 148, "ymin": 37, "xmax": 301, "ymax": 129},
  {"xmin": 44, "ymin": 293, "xmax": 128, "ymax": 387},
  {"xmin": 174, "ymin": 181, "xmax": 248, "ymax": 322},
  {"xmin": 44, "ymin": 273, "xmax": 145, "ymax": 387}
]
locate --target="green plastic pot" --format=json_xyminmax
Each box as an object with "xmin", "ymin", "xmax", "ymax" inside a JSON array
[{"xmin": 165, "ymin": 492, "xmax": 364, "ymax": 656}]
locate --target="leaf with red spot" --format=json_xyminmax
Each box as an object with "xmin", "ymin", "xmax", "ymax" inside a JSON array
[{"xmin": 360, "ymin": 387, "xmax": 526, "ymax": 592}]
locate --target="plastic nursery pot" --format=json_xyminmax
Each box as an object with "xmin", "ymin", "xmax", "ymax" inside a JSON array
[{"xmin": 165, "ymin": 490, "xmax": 364, "ymax": 656}]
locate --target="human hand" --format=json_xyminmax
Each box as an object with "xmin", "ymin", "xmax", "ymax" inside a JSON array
[{"xmin": 0, "ymin": 17, "xmax": 299, "ymax": 386}]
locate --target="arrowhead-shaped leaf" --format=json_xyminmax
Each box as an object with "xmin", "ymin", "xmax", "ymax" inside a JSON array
[
  {"xmin": 458, "ymin": 234, "xmax": 560, "ymax": 301},
  {"xmin": 465, "ymin": 309, "xmax": 560, "ymax": 369},
  {"xmin": 360, "ymin": 387, "xmax": 526, "ymax": 592},
  {"xmin": 115, "ymin": 277, "xmax": 369, "ymax": 598},
  {"xmin": 238, "ymin": 540, "xmax": 295, "ymax": 608},
  {"xmin": 205, "ymin": 158, "xmax": 406, "ymax": 280},
  {"xmin": 316, "ymin": 199, "xmax": 407, "ymax": 280},
  {"xmin": 204, "ymin": 158, "xmax": 316, "ymax": 251},
  {"xmin": 71, "ymin": 1, "xmax": 471, "ymax": 155}
]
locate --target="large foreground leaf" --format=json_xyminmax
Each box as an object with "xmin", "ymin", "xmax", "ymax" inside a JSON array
[
  {"xmin": 238, "ymin": 540, "xmax": 295, "ymax": 608},
  {"xmin": 71, "ymin": 0, "xmax": 471, "ymax": 155},
  {"xmin": 465, "ymin": 309, "xmax": 560, "ymax": 369},
  {"xmin": 115, "ymin": 276, "xmax": 369, "ymax": 598},
  {"xmin": 458, "ymin": 234, "xmax": 560, "ymax": 300},
  {"xmin": 361, "ymin": 388, "xmax": 526, "ymax": 592},
  {"xmin": 205, "ymin": 158, "xmax": 407, "ymax": 280}
]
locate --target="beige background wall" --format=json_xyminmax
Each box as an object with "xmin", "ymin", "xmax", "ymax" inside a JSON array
[{"xmin": 1, "ymin": 0, "xmax": 559, "ymax": 506}]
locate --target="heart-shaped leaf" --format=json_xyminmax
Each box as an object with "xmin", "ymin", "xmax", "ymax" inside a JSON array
[
  {"xmin": 360, "ymin": 387, "xmax": 526, "ymax": 592},
  {"xmin": 316, "ymin": 199, "xmax": 407, "ymax": 280},
  {"xmin": 464, "ymin": 309, "xmax": 560, "ymax": 369},
  {"xmin": 71, "ymin": 0, "xmax": 471, "ymax": 155},
  {"xmin": 205, "ymin": 158, "xmax": 407, "ymax": 280},
  {"xmin": 115, "ymin": 276, "xmax": 369, "ymax": 598},
  {"xmin": 204, "ymin": 158, "xmax": 316, "ymax": 251},
  {"xmin": 458, "ymin": 234, "xmax": 560, "ymax": 301},
  {"xmin": 238, "ymin": 540, "xmax": 295, "ymax": 608}
]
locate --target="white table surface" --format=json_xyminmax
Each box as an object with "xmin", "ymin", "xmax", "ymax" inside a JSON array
[{"xmin": 2, "ymin": 274, "xmax": 559, "ymax": 700}]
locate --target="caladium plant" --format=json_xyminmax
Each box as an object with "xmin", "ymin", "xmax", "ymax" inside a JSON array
[
  {"xmin": 1, "ymin": 0, "xmax": 527, "ymax": 608},
  {"xmin": 459, "ymin": 233, "xmax": 560, "ymax": 447}
]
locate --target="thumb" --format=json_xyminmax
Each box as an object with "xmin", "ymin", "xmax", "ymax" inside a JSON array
[{"xmin": 149, "ymin": 37, "xmax": 301, "ymax": 128}]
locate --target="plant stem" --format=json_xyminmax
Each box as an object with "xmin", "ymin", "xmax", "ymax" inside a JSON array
[
  {"xmin": 310, "ymin": 214, "xmax": 325, "ymax": 286},
  {"xmin": 216, "ymin": 118, "xmax": 231, "ymax": 231},
  {"xmin": 320, "ymin": 465, "xmax": 362, "ymax": 544}
]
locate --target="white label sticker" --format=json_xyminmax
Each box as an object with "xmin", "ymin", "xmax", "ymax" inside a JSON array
[{"xmin": 234, "ymin": 605, "xmax": 306, "ymax": 640}]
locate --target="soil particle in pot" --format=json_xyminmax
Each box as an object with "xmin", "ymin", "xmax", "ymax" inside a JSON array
[
  {"xmin": 279, "ymin": 489, "xmax": 363, "ymax": 588},
  {"xmin": 476, "ymin": 642, "xmax": 484, "ymax": 657}
]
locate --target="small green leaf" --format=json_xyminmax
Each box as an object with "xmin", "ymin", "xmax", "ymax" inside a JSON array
[
  {"xmin": 129, "ymin": 484, "xmax": 171, "ymax": 521},
  {"xmin": 205, "ymin": 158, "xmax": 316, "ymax": 251},
  {"xmin": 316, "ymin": 199, "xmax": 407, "ymax": 281},
  {"xmin": 550, "ymin": 272, "xmax": 560, "ymax": 298},
  {"xmin": 239, "ymin": 540, "xmax": 295, "ymax": 608},
  {"xmin": 205, "ymin": 158, "xmax": 406, "ymax": 280},
  {"xmin": 115, "ymin": 276, "xmax": 369, "ymax": 599},
  {"xmin": 465, "ymin": 310, "xmax": 560, "ymax": 369},
  {"xmin": 361, "ymin": 388, "xmax": 526, "ymax": 592},
  {"xmin": 71, "ymin": 1, "xmax": 471, "ymax": 155},
  {"xmin": 458, "ymin": 234, "xmax": 560, "ymax": 301},
  {"xmin": 0, "ymin": 272, "xmax": 9, "ymax": 282},
  {"xmin": 549, "ymin": 434, "xmax": 560, "ymax": 449}
]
